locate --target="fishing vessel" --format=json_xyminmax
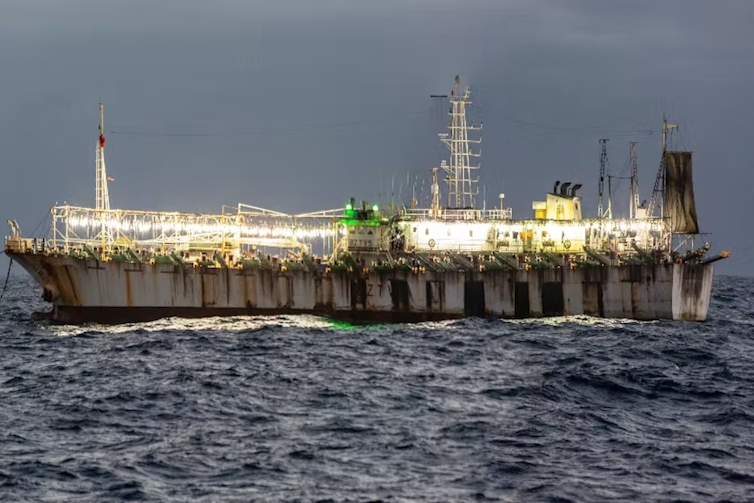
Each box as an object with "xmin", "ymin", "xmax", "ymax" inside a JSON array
[{"xmin": 4, "ymin": 77, "xmax": 729, "ymax": 324}]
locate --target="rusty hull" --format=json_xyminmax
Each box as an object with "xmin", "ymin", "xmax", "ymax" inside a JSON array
[{"xmin": 8, "ymin": 252, "xmax": 714, "ymax": 324}]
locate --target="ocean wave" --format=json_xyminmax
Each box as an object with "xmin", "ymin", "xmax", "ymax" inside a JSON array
[{"xmin": 0, "ymin": 275, "xmax": 752, "ymax": 502}]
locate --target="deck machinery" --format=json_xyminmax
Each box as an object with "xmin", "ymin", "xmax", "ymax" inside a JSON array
[{"xmin": 4, "ymin": 80, "xmax": 728, "ymax": 324}]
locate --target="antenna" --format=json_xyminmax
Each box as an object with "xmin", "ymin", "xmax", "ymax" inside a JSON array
[
  {"xmin": 438, "ymin": 76, "xmax": 481, "ymax": 209},
  {"xmin": 598, "ymin": 139, "xmax": 609, "ymax": 218},
  {"xmin": 662, "ymin": 116, "xmax": 677, "ymax": 152},
  {"xmin": 95, "ymin": 101, "xmax": 111, "ymax": 249},
  {"xmin": 412, "ymin": 173, "xmax": 416, "ymax": 208},
  {"xmin": 629, "ymin": 142, "xmax": 640, "ymax": 219},
  {"xmin": 431, "ymin": 167, "xmax": 440, "ymax": 213},
  {"xmin": 95, "ymin": 102, "xmax": 110, "ymax": 212}
]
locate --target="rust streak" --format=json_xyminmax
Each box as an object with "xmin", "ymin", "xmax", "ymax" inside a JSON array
[
  {"xmin": 243, "ymin": 272, "xmax": 249, "ymax": 305},
  {"xmin": 41, "ymin": 261, "xmax": 63, "ymax": 301},
  {"xmin": 63, "ymin": 265, "xmax": 81, "ymax": 306},
  {"xmin": 200, "ymin": 270, "xmax": 206, "ymax": 308},
  {"xmin": 225, "ymin": 269, "xmax": 231, "ymax": 306}
]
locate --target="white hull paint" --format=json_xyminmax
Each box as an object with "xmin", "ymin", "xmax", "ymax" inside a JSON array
[{"xmin": 10, "ymin": 253, "xmax": 713, "ymax": 324}]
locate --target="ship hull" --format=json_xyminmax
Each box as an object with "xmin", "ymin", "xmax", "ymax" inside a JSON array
[{"xmin": 9, "ymin": 252, "xmax": 714, "ymax": 324}]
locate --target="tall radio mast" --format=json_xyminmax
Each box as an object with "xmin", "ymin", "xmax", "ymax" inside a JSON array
[
  {"xmin": 439, "ymin": 75, "xmax": 481, "ymax": 209},
  {"xmin": 95, "ymin": 101, "xmax": 111, "ymax": 212},
  {"xmin": 598, "ymin": 139, "xmax": 610, "ymax": 218},
  {"xmin": 95, "ymin": 101, "xmax": 111, "ymax": 249},
  {"xmin": 629, "ymin": 142, "xmax": 640, "ymax": 219}
]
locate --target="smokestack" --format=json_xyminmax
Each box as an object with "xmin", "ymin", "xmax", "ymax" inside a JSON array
[
  {"xmin": 570, "ymin": 184, "xmax": 582, "ymax": 197},
  {"xmin": 553, "ymin": 181, "xmax": 560, "ymax": 194},
  {"xmin": 560, "ymin": 182, "xmax": 571, "ymax": 196}
]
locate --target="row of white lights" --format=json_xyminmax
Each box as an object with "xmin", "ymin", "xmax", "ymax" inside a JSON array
[
  {"xmin": 410, "ymin": 219, "xmax": 660, "ymax": 233},
  {"xmin": 65, "ymin": 217, "xmax": 339, "ymax": 239}
]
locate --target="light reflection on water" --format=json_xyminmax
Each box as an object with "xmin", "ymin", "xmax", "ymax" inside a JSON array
[
  {"xmin": 44, "ymin": 312, "xmax": 654, "ymax": 338},
  {"xmin": 46, "ymin": 315, "xmax": 336, "ymax": 338}
]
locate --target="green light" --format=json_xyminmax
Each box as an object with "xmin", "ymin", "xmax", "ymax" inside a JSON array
[
  {"xmin": 372, "ymin": 204, "xmax": 378, "ymax": 212},
  {"xmin": 346, "ymin": 203, "xmax": 352, "ymax": 210}
]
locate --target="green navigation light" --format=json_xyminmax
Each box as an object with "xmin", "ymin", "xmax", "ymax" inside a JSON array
[
  {"xmin": 372, "ymin": 205, "xmax": 379, "ymax": 212},
  {"xmin": 346, "ymin": 203, "xmax": 353, "ymax": 210}
]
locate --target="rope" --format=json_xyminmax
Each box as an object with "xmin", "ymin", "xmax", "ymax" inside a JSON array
[{"xmin": 0, "ymin": 257, "xmax": 12, "ymax": 302}]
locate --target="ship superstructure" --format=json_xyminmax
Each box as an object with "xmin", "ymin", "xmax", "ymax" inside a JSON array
[{"xmin": 4, "ymin": 78, "xmax": 729, "ymax": 324}]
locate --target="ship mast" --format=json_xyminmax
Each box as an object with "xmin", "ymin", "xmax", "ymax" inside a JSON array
[
  {"xmin": 95, "ymin": 101, "xmax": 111, "ymax": 249},
  {"xmin": 95, "ymin": 102, "xmax": 111, "ymax": 212},
  {"xmin": 440, "ymin": 76, "xmax": 481, "ymax": 209},
  {"xmin": 629, "ymin": 142, "xmax": 639, "ymax": 219},
  {"xmin": 647, "ymin": 117, "xmax": 676, "ymax": 219},
  {"xmin": 598, "ymin": 139, "xmax": 610, "ymax": 218}
]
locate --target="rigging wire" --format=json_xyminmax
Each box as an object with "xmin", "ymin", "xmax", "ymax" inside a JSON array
[
  {"xmin": 474, "ymin": 91, "xmax": 656, "ymax": 141},
  {"xmin": 480, "ymin": 109, "xmax": 655, "ymax": 140},
  {"xmin": 109, "ymin": 97, "xmax": 655, "ymax": 144},
  {"xmin": 106, "ymin": 85, "xmax": 659, "ymax": 214},
  {"xmin": 29, "ymin": 207, "xmax": 53, "ymax": 238},
  {"xmin": 110, "ymin": 108, "xmax": 431, "ymax": 139},
  {"xmin": 480, "ymin": 84, "xmax": 654, "ymax": 211}
]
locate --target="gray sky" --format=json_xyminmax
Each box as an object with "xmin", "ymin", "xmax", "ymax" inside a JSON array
[{"xmin": 1, "ymin": 0, "xmax": 752, "ymax": 276}]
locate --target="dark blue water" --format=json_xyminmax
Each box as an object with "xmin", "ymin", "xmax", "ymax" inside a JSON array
[{"xmin": 1, "ymin": 275, "xmax": 753, "ymax": 502}]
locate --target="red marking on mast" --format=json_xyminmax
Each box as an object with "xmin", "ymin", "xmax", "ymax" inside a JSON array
[{"xmin": 99, "ymin": 134, "xmax": 106, "ymax": 149}]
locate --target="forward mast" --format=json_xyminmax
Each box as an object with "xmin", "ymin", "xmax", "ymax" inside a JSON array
[{"xmin": 440, "ymin": 75, "xmax": 481, "ymax": 210}]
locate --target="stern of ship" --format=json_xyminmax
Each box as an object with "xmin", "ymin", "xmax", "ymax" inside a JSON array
[{"xmin": 672, "ymin": 263, "xmax": 715, "ymax": 321}]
